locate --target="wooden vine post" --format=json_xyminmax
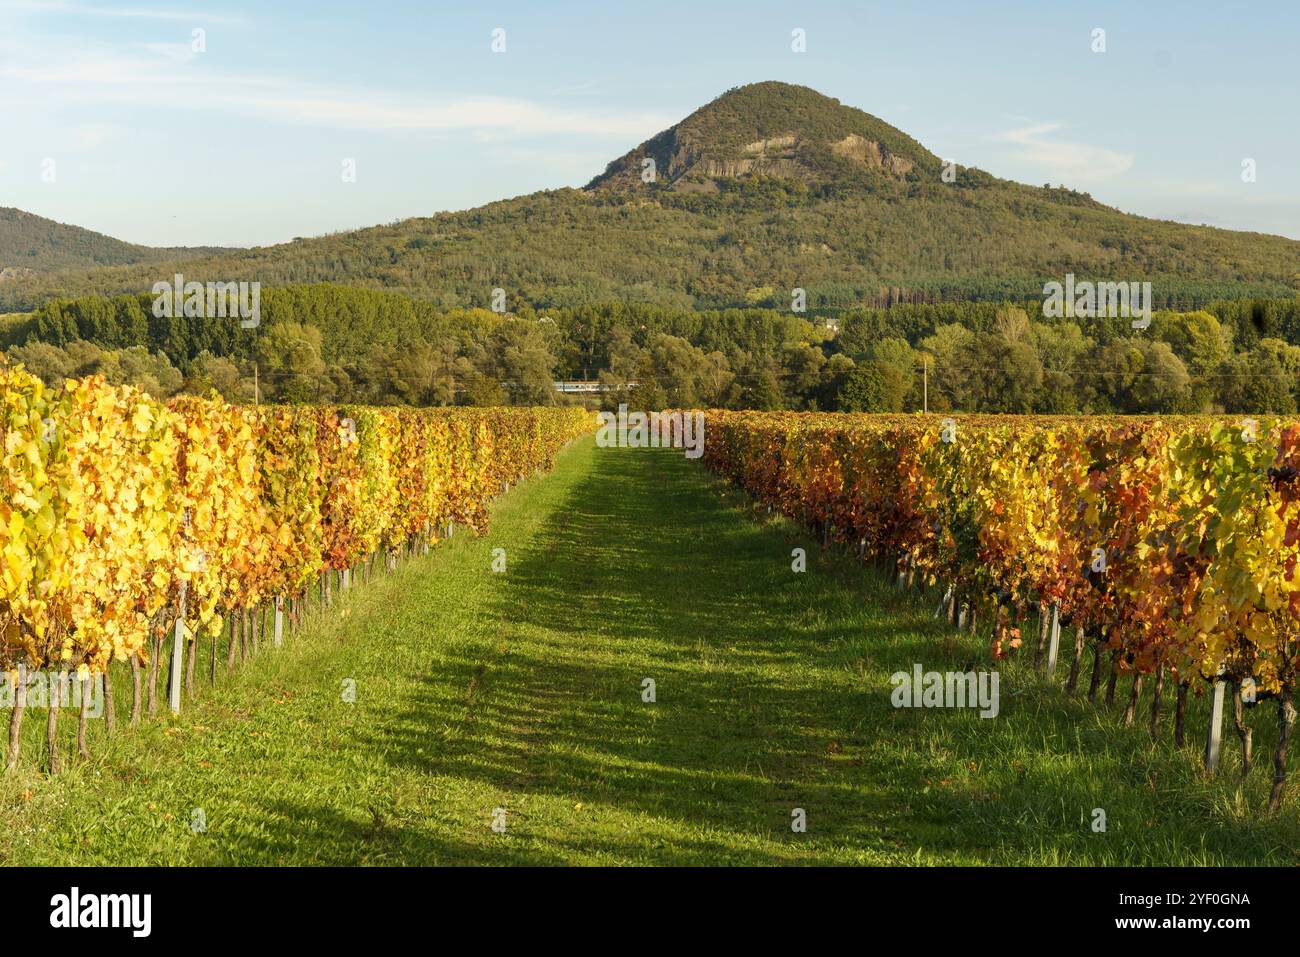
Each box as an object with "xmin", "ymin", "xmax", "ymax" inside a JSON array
[{"xmin": 274, "ymin": 596, "xmax": 284, "ymax": 647}]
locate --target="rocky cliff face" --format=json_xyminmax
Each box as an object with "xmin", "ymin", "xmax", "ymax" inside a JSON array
[
  {"xmin": 831, "ymin": 134, "xmax": 914, "ymax": 175},
  {"xmin": 0, "ymin": 266, "xmax": 37, "ymax": 283}
]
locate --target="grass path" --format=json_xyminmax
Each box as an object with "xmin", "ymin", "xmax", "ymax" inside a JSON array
[{"xmin": 3, "ymin": 436, "xmax": 1299, "ymax": 864}]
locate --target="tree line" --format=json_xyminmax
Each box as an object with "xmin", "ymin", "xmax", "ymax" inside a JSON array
[{"xmin": 4, "ymin": 284, "xmax": 1300, "ymax": 414}]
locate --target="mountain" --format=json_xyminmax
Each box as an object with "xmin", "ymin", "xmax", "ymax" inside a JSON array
[
  {"xmin": 0, "ymin": 207, "xmax": 228, "ymax": 281},
  {"xmin": 587, "ymin": 81, "xmax": 936, "ymax": 192},
  {"xmin": 1, "ymin": 82, "xmax": 1298, "ymax": 313}
]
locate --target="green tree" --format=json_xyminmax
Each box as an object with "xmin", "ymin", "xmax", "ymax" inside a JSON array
[
  {"xmin": 955, "ymin": 335, "xmax": 1042, "ymax": 413},
  {"xmin": 492, "ymin": 322, "xmax": 557, "ymax": 405},
  {"xmin": 868, "ymin": 337, "xmax": 917, "ymax": 403},
  {"xmin": 184, "ymin": 350, "xmax": 249, "ymax": 401},
  {"xmin": 837, "ymin": 359, "xmax": 905, "ymax": 412},
  {"xmin": 255, "ymin": 322, "xmax": 327, "ymax": 403},
  {"xmin": 6, "ymin": 340, "xmax": 73, "ymax": 386},
  {"xmin": 781, "ymin": 343, "xmax": 825, "ymax": 409},
  {"xmin": 1096, "ymin": 339, "xmax": 1193, "ymax": 413},
  {"xmin": 1216, "ymin": 348, "xmax": 1296, "ymax": 414}
]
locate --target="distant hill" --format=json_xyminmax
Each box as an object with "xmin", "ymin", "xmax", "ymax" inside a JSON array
[
  {"xmin": 0, "ymin": 207, "xmax": 229, "ymax": 281},
  {"xmin": 586, "ymin": 80, "xmax": 937, "ymax": 192},
  {"xmin": 1, "ymin": 82, "xmax": 1298, "ymax": 312}
]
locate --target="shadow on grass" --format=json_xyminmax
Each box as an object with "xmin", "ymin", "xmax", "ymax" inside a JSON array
[{"xmin": 240, "ymin": 444, "xmax": 1300, "ymax": 865}]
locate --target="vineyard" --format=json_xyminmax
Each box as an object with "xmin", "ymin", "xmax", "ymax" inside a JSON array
[
  {"xmin": 700, "ymin": 410, "xmax": 1300, "ymax": 813},
  {"xmin": 2, "ymin": 407, "xmax": 1297, "ymax": 864},
  {"xmin": 0, "ymin": 358, "xmax": 591, "ymax": 771}
]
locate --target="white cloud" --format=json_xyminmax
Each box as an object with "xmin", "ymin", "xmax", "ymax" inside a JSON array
[
  {"xmin": 994, "ymin": 121, "xmax": 1135, "ymax": 183},
  {"xmin": 138, "ymin": 41, "xmax": 200, "ymax": 62},
  {"xmin": 69, "ymin": 123, "xmax": 123, "ymax": 148},
  {"xmin": 0, "ymin": 1, "xmax": 244, "ymax": 24},
  {"xmin": 482, "ymin": 145, "xmax": 619, "ymax": 175},
  {"xmin": 0, "ymin": 41, "xmax": 670, "ymax": 139},
  {"xmin": 212, "ymin": 90, "xmax": 668, "ymax": 137}
]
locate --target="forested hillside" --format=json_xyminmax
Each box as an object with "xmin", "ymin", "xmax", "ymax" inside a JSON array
[
  {"xmin": 1, "ymin": 83, "xmax": 1298, "ymax": 313},
  {"xmin": 0, "ymin": 207, "xmax": 227, "ymax": 278}
]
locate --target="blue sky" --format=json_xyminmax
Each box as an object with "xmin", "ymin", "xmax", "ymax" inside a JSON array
[{"xmin": 1, "ymin": 0, "xmax": 1297, "ymax": 247}]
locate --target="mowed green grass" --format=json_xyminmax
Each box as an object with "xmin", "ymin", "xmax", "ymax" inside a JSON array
[{"xmin": 2, "ymin": 434, "xmax": 1299, "ymax": 865}]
